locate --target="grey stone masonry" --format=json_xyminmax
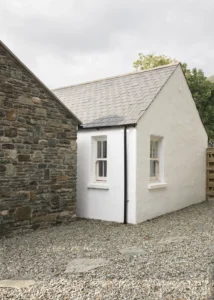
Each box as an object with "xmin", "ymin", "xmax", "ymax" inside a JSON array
[{"xmin": 0, "ymin": 42, "xmax": 79, "ymax": 236}]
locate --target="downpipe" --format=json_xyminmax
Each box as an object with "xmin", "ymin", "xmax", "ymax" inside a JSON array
[{"xmin": 124, "ymin": 126, "xmax": 128, "ymax": 224}]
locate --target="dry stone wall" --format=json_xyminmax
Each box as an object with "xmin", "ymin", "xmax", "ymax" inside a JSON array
[{"xmin": 0, "ymin": 43, "xmax": 79, "ymax": 235}]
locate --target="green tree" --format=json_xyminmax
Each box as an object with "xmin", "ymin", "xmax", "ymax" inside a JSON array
[
  {"xmin": 182, "ymin": 64, "xmax": 214, "ymax": 142},
  {"xmin": 133, "ymin": 54, "xmax": 214, "ymax": 143},
  {"xmin": 133, "ymin": 53, "xmax": 177, "ymax": 71}
]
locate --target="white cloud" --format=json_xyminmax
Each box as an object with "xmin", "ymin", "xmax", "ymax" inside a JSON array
[{"xmin": 0, "ymin": 0, "xmax": 214, "ymax": 88}]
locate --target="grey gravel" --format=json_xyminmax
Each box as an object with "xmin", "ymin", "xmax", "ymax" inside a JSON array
[
  {"xmin": 157, "ymin": 235, "xmax": 189, "ymax": 244},
  {"xmin": 1, "ymin": 200, "xmax": 214, "ymax": 299}
]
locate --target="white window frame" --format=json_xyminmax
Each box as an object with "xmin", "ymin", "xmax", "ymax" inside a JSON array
[
  {"xmin": 149, "ymin": 136, "xmax": 164, "ymax": 183},
  {"xmin": 93, "ymin": 136, "xmax": 107, "ymax": 182}
]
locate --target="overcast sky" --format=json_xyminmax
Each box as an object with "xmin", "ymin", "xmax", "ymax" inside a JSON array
[{"xmin": 0, "ymin": 0, "xmax": 214, "ymax": 89}]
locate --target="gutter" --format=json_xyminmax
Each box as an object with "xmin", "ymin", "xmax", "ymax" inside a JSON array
[
  {"xmin": 78, "ymin": 123, "xmax": 136, "ymax": 131},
  {"xmin": 124, "ymin": 126, "xmax": 128, "ymax": 224}
]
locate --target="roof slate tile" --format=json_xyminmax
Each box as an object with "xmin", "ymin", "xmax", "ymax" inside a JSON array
[{"xmin": 53, "ymin": 64, "xmax": 178, "ymax": 128}]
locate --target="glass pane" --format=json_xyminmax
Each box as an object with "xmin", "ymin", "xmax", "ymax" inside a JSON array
[
  {"xmin": 153, "ymin": 141, "xmax": 158, "ymax": 158},
  {"xmin": 150, "ymin": 160, "xmax": 159, "ymax": 177},
  {"xmin": 150, "ymin": 140, "xmax": 158, "ymax": 158},
  {"xmin": 97, "ymin": 141, "xmax": 102, "ymax": 158},
  {"xmin": 103, "ymin": 141, "xmax": 107, "ymax": 158},
  {"xmin": 98, "ymin": 161, "xmax": 103, "ymax": 176},
  {"xmin": 150, "ymin": 141, "xmax": 153, "ymax": 158},
  {"xmin": 150, "ymin": 161, "xmax": 156, "ymax": 177},
  {"xmin": 104, "ymin": 161, "xmax": 107, "ymax": 177}
]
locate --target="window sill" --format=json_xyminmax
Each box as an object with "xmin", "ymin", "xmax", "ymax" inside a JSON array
[
  {"xmin": 87, "ymin": 183, "xmax": 109, "ymax": 190},
  {"xmin": 148, "ymin": 182, "xmax": 167, "ymax": 190}
]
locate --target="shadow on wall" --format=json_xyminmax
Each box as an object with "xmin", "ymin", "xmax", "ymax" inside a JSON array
[{"xmin": 83, "ymin": 115, "xmax": 125, "ymax": 128}]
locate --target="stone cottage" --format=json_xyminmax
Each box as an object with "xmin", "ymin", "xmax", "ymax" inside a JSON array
[{"xmin": 0, "ymin": 41, "xmax": 81, "ymax": 235}]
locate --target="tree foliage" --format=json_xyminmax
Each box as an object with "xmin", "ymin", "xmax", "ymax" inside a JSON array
[
  {"xmin": 133, "ymin": 54, "xmax": 214, "ymax": 143},
  {"xmin": 181, "ymin": 64, "xmax": 214, "ymax": 142},
  {"xmin": 133, "ymin": 53, "xmax": 177, "ymax": 71}
]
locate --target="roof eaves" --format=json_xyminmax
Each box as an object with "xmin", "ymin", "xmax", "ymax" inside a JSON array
[
  {"xmin": 79, "ymin": 123, "xmax": 137, "ymax": 130},
  {"xmin": 0, "ymin": 40, "xmax": 82, "ymax": 125}
]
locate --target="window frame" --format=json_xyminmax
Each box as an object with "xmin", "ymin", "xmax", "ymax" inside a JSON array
[
  {"xmin": 93, "ymin": 136, "xmax": 107, "ymax": 182},
  {"xmin": 150, "ymin": 139, "xmax": 159, "ymax": 182},
  {"xmin": 149, "ymin": 136, "xmax": 163, "ymax": 183}
]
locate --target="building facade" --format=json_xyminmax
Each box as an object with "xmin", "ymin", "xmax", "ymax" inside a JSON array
[
  {"xmin": 55, "ymin": 64, "xmax": 208, "ymax": 224},
  {"xmin": 0, "ymin": 42, "xmax": 80, "ymax": 235}
]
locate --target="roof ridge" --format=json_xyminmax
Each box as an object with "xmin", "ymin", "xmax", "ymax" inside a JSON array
[
  {"xmin": 53, "ymin": 62, "xmax": 179, "ymax": 91},
  {"xmin": 54, "ymin": 62, "xmax": 179, "ymax": 128}
]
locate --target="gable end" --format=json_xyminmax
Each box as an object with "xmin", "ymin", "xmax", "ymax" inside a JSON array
[{"xmin": 0, "ymin": 41, "xmax": 81, "ymax": 125}]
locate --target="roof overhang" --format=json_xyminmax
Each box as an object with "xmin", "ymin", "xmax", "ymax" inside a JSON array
[{"xmin": 78, "ymin": 123, "xmax": 137, "ymax": 130}]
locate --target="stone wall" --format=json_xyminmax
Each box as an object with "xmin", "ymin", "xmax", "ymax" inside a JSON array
[{"xmin": 0, "ymin": 43, "xmax": 79, "ymax": 235}]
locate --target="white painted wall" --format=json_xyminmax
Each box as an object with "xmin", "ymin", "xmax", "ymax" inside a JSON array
[
  {"xmin": 77, "ymin": 127, "xmax": 137, "ymax": 223},
  {"xmin": 127, "ymin": 128, "xmax": 137, "ymax": 223},
  {"xmin": 136, "ymin": 65, "xmax": 208, "ymax": 223}
]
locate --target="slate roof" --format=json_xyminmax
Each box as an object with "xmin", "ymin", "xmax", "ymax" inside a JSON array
[{"xmin": 53, "ymin": 63, "xmax": 179, "ymax": 128}]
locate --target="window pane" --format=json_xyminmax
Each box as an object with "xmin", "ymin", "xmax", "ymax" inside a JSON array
[
  {"xmin": 150, "ymin": 161, "xmax": 156, "ymax": 177},
  {"xmin": 97, "ymin": 141, "xmax": 102, "ymax": 158},
  {"xmin": 153, "ymin": 141, "xmax": 158, "ymax": 158},
  {"xmin": 98, "ymin": 161, "xmax": 103, "ymax": 176},
  {"xmin": 150, "ymin": 141, "xmax": 153, "ymax": 158},
  {"xmin": 103, "ymin": 141, "xmax": 107, "ymax": 158},
  {"xmin": 104, "ymin": 161, "xmax": 107, "ymax": 177},
  {"xmin": 150, "ymin": 140, "xmax": 158, "ymax": 159},
  {"xmin": 150, "ymin": 160, "xmax": 159, "ymax": 177},
  {"xmin": 97, "ymin": 161, "xmax": 107, "ymax": 178}
]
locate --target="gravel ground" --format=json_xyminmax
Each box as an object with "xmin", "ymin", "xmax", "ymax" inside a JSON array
[{"xmin": 1, "ymin": 200, "xmax": 214, "ymax": 299}]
